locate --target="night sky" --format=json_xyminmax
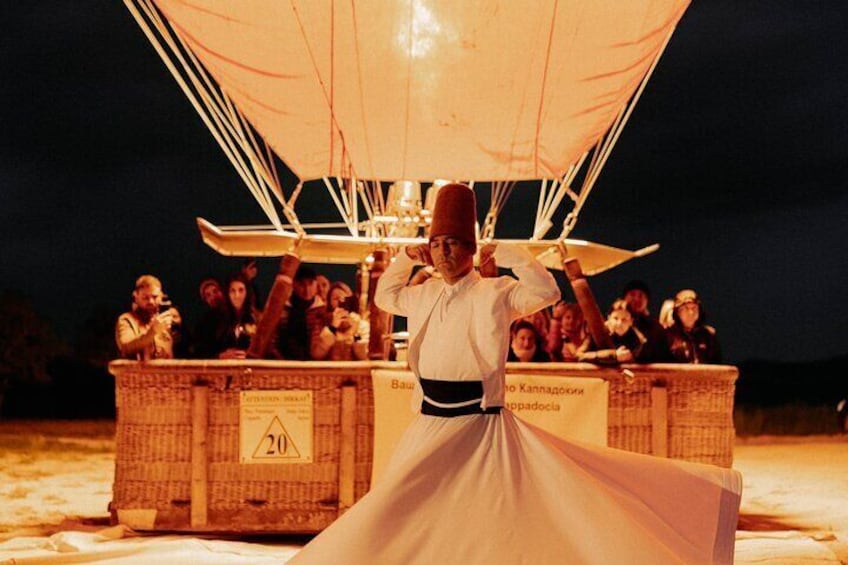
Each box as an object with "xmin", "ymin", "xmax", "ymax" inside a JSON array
[{"xmin": 1, "ymin": 2, "xmax": 847, "ymax": 364}]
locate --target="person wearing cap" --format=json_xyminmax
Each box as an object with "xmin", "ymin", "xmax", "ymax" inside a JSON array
[
  {"xmin": 115, "ymin": 274, "xmax": 183, "ymax": 360},
  {"xmin": 666, "ymin": 289, "xmax": 722, "ymax": 364},
  {"xmin": 289, "ymin": 184, "xmax": 741, "ymax": 565},
  {"xmin": 622, "ymin": 279, "xmax": 672, "ymax": 362},
  {"xmin": 199, "ymin": 278, "xmax": 224, "ymax": 310},
  {"xmin": 192, "ymin": 277, "xmax": 226, "ymax": 358}
]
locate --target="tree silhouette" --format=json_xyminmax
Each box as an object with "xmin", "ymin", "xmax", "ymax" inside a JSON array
[
  {"xmin": 0, "ymin": 290, "xmax": 67, "ymax": 384},
  {"xmin": 74, "ymin": 305, "xmax": 118, "ymax": 367}
]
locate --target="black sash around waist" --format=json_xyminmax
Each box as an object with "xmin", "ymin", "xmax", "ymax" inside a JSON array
[{"xmin": 419, "ymin": 378, "xmax": 502, "ymax": 417}]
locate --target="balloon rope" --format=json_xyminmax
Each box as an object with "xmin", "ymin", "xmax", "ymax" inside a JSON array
[
  {"xmin": 323, "ymin": 177, "xmax": 357, "ymax": 236},
  {"xmin": 566, "ymin": 27, "xmax": 676, "ymax": 238},
  {"xmin": 125, "ymin": 0, "xmax": 290, "ymax": 231},
  {"xmin": 167, "ymin": 7, "xmax": 298, "ymax": 232},
  {"xmin": 534, "ymin": 178, "xmax": 548, "ymax": 237},
  {"xmin": 329, "ymin": 0, "xmax": 336, "ymax": 174}
]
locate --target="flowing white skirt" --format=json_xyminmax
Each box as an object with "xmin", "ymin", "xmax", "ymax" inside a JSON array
[{"xmin": 290, "ymin": 409, "xmax": 741, "ymax": 564}]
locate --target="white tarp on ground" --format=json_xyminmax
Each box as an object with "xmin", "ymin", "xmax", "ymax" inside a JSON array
[
  {"xmin": 735, "ymin": 530, "xmax": 845, "ymax": 564},
  {"xmin": 0, "ymin": 526, "xmax": 300, "ymax": 565},
  {"xmin": 2, "ymin": 434, "xmax": 847, "ymax": 563}
]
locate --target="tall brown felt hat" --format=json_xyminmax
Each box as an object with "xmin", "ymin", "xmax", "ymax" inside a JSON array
[{"xmin": 428, "ymin": 183, "xmax": 476, "ymax": 243}]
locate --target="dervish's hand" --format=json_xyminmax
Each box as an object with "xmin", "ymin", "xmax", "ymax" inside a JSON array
[
  {"xmin": 479, "ymin": 243, "xmax": 497, "ymax": 270},
  {"xmin": 408, "ymin": 268, "xmax": 433, "ymax": 286},
  {"xmin": 405, "ymin": 244, "xmax": 432, "ymax": 266}
]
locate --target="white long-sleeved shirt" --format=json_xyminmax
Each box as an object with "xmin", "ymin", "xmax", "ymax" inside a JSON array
[{"xmin": 374, "ymin": 242, "xmax": 560, "ymax": 408}]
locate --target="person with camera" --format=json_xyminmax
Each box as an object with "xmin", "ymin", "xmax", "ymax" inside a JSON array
[
  {"xmin": 310, "ymin": 281, "xmax": 367, "ymax": 361},
  {"xmin": 115, "ymin": 274, "xmax": 183, "ymax": 360}
]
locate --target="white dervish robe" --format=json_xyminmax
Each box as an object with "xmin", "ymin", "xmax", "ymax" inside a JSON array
[{"xmin": 290, "ymin": 243, "xmax": 742, "ymax": 565}]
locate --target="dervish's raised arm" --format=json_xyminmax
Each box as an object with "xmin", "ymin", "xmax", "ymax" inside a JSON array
[
  {"xmin": 374, "ymin": 251, "xmax": 420, "ymax": 316},
  {"xmin": 491, "ymin": 242, "xmax": 560, "ymax": 318}
]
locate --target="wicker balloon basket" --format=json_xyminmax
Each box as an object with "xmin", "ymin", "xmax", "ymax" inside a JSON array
[{"xmin": 109, "ymin": 360, "xmax": 737, "ymax": 534}]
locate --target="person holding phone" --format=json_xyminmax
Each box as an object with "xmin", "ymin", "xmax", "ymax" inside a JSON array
[
  {"xmin": 310, "ymin": 281, "xmax": 367, "ymax": 360},
  {"xmin": 115, "ymin": 274, "xmax": 183, "ymax": 360}
]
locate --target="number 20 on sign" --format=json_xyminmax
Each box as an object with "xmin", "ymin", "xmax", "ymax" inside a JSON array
[{"xmin": 239, "ymin": 390, "xmax": 314, "ymax": 464}]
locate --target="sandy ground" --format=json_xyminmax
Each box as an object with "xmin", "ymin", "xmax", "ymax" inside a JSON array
[
  {"xmin": 0, "ymin": 421, "xmax": 115, "ymax": 541},
  {"xmin": 0, "ymin": 421, "xmax": 846, "ymax": 563},
  {"xmin": 733, "ymin": 435, "xmax": 848, "ymax": 563}
]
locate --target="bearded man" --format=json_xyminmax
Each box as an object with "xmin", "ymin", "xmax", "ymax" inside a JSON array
[{"xmin": 115, "ymin": 274, "xmax": 182, "ymax": 360}]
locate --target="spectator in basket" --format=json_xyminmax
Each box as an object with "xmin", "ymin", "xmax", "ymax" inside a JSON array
[
  {"xmin": 115, "ymin": 274, "xmax": 184, "ymax": 360},
  {"xmin": 311, "ymin": 281, "xmax": 368, "ymax": 361},
  {"xmin": 316, "ymin": 273, "xmax": 331, "ymax": 304},
  {"xmin": 215, "ymin": 273, "xmax": 260, "ymax": 359},
  {"xmin": 665, "ymin": 289, "xmax": 721, "ymax": 364},
  {"xmin": 622, "ymin": 280, "xmax": 671, "ymax": 362},
  {"xmin": 577, "ymin": 299, "xmax": 647, "ymax": 364},
  {"xmin": 273, "ymin": 266, "xmax": 325, "ymax": 360},
  {"xmin": 507, "ymin": 320, "xmax": 551, "ymax": 362},
  {"xmin": 547, "ymin": 301, "xmax": 587, "ymax": 361},
  {"xmin": 193, "ymin": 277, "xmax": 226, "ymax": 358},
  {"xmin": 518, "ymin": 308, "xmax": 551, "ymax": 347}
]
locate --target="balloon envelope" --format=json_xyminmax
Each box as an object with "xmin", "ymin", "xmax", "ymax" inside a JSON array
[{"xmin": 154, "ymin": 0, "xmax": 689, "ymax": 182}]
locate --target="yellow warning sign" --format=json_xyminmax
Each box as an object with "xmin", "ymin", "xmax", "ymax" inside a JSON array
[{"xmin": 239, "ymin": 390, "xmax": 313, "ymax": 464}]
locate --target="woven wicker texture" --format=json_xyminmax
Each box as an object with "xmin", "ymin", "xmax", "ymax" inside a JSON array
[{"xmin": 109, "ymin": 360, "xmax": 737, "ymax": 533}]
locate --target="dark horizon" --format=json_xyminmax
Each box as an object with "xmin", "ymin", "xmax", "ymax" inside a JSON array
[{"xmin": 1, "ymin": 2, "xmax": 847, "ymax": 365}]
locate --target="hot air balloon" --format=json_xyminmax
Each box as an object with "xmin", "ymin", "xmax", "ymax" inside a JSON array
[
  {"xmin": 124, "ymin": 0, "xmax": 688, "ymax": 354},
  {"xmin": 107, "ymin": 3, "xmax": 741, "ymax": 540}
]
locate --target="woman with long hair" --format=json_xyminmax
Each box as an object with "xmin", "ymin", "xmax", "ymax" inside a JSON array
[{"xmin": 215, "ymin": 273, "xmax": 259, "ymax": 359}]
